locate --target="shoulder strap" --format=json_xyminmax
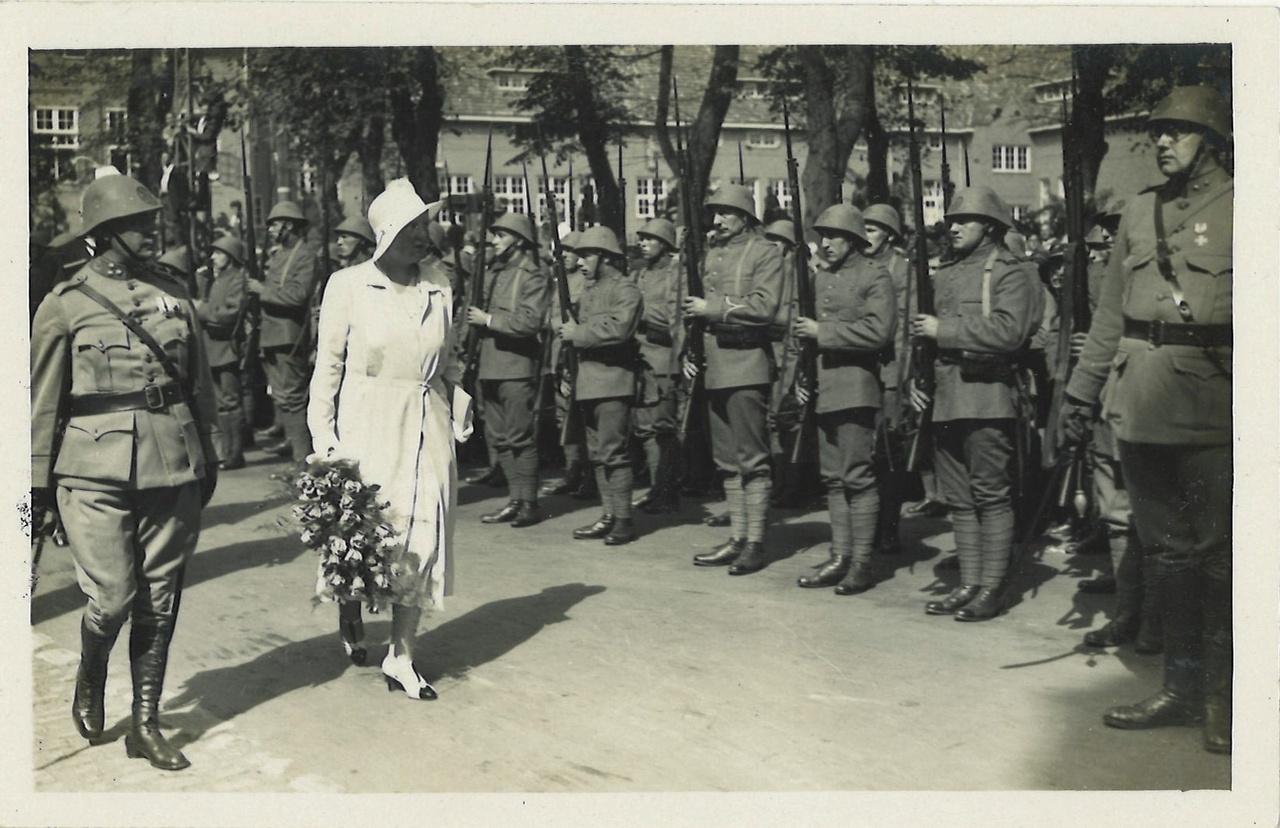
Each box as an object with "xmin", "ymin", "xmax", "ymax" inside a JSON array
[
  {"xmin": 276, "ymin": 241, "xmax": 303, "ymax": 287},
  {"xmin": 71, "ymin": 282, "xmax": 190, "ymax": 392},
  {"xmin": 981, "ymin": 248, "xmax": 1000, "ymax": 318}
]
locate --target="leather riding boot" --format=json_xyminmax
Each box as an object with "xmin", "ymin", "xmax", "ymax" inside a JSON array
[
  {"xmin": 509, "ymin": 500, "xmax": 542, "ymax": 528},
  {"xmin": 693, "ymin": 538, "xmax": 744, "ymax": 567},
  {"xmin": 465, "ymin": 465, "xmax": 506, "ymax": 487},
  {"xmin": 1103, "ymin": 688, "xmax": 1204, "ymax": 730},
  {"xmin": 728, "ymin": 541, "xmax": 768, "ymax": 576},
  {"xmin": 874, "ymin": 472, "xmax": 905, "ymax": 555},
  {"xmin": 73, "ymin": 619, "xmax": 117, "ymax": 740},
  {"xmin": 574, "ymin": 514, "xmax": 615, "ymax": 540},
  {"xmin": 834, "ymin": 562, "xmax": 875, "ymax": 595},
  {"xmin": 1083, "ymin": 613, "xmax": 1141, "ymax": 647},
  {"xmin": 480, "ymin": 500, "xmax": 521, "ymax": 524},
  {"xmin": 125, "ymin": 619, "xmax": 190, "ymax": 771},
  {"xmin": 1201, "ymin": 566, "xmax": 1232, "ymax": 754},
  {"xmin": 218, "ymin": 411, "xmax": 245, "ymax": 470},
  {"xmin": 1135, "ymin": 550, "xmax": 1164, "ymax": 654},
  {"xmin": 955, "ymin": 581, "xmax": 1008, "ymax": 621},
  {"xmin": 603, "ymin": 518, "xmax": 637, "ymax": 546},
  {"xmin": 925, "ymin": 585, "xmax": 981, "ymax": 616},
  {"xmin": 797, "ymin": 552, "xmax": 851, "ymax": 589}
]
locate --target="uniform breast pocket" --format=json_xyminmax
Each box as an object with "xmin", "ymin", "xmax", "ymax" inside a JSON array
[
  {"xmin": 54, "ymin": 412, "xmax": 135, "ymax": 480},
  {"xmin": 1183, "ymin": 252, "xmax": 1232, "ymax": 278},
  {"xmin": 74, "ymin": 325, "xmax": 131, "ymax": 391}
]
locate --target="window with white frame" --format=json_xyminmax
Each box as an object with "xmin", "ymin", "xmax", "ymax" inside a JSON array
[
  {"xmin": 1010, "ymin": 205, "xmax": 1032, "ymax": 222},
  {"xmin": 991, "ymin": 144, "xmax": 1030, "ymax": 173},
  {"xmin": 493, "ymin": 71, "xmax": 535, "ymax": 92},
  {"xmin": 439, "ymin": 174, "xmax": 475, "ymax": 224},
  {"xmin": 493, "ymin": 175, "xmax": 527, "ymax": 213},
  {"xmin": 537, "ymin": 176, "xmax": 570, "ymax": 225},
  {"xmin": 635, "ymin": 178, "xmax": 667, "ymax": 219},
  {"xmin": 896, "ymin": 85, "xmax": 940, "ymax": 109},
  {"xmin": 299, "ymin": 162, "xmax": 317, "ymax": 194},
  {"xmin": 927, "ymin": 133, "xmax": 943, "ymax": 150},
  {"xmin": 922, "ymin": 179, "xmax": 945, "ymax": 226},
  {"xmin": 1034, "ymin": 81, "xmax": 1070, "ymax": 104},
  {"xmin": 744, "ymin": 131, "xmax": 779, "ymax": 150},
  {"xmin": 33, "ymin": 107, "xmax": 80, "ymax": 148},
  {"xmin": 106, "ymin": 108, "xmax": 131, "ymax": 175},
  {"xmin": 738, "ymin": 80, "xmax": 769, "ymax": 99},
  {"xmin": 773, "ymin": 178, "xmax": 794, "ymax": 212}
]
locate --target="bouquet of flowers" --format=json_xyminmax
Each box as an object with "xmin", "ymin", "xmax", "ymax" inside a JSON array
[{"xmin": 291, "ymin": 456, "xmax": 399, "ymax": 611}]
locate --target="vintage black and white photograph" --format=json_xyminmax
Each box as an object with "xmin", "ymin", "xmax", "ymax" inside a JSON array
[{"xmin": 8, "ymin": 2, "xmax": 1278, "ymax": 826}]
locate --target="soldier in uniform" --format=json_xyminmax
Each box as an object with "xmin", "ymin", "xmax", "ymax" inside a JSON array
[
  {"xmin": 683, "ymin": 184, "xmax": 784, "ymax": 575},
  {"xmin": 31, "ymin": 172, "xmax": 220, "ymax": 771},
  {"xmin": 540, "ymin": 230, "xmax": 595, "ymax": 498},
  {"xmin": 560, "ymin": 227, "xmax": 644, "ymax": 544},
  {"xmin": 761, "ymin": 219, "xmax": 809, "ymax": 510},
  {"xmin": 247, "ymin": 201, "xmax": 321, "ymax": 464},
  {"xmin": 909, "ymin": 186, "xmax": 1044, "ymax": 621},
  {"xmin": 862, "ymin": 204, "xmax": 914, "ymax": 556},
  {"xmin": 466, "ymin": 212, "xmax": 551, "ymax": 528},
  {"xmin": 792, "ymin": 204, "xmax": 897, "ymax": 594},
  {"xmin": 196, "ymin": 236, "xmax": 249, "ymax": 470},
  {"xmin": 1060, "ymin": 86, "xmax": 1233, "ymax": 753},
  {"xmin": 333, "ymin": 215, "xmax": 375, "ymax": 269},
  {"xmin": 630, "ymin": 218, "xmax": 684, "ymax": 515}
]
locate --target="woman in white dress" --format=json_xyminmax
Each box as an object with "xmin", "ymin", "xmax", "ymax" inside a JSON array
[{"xmin": 308, "ymin": 179, "xmax": 472, "ymax": 700}]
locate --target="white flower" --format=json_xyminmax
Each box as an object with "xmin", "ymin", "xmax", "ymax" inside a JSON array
[
  {"xmin": 329, "ymin": 536, "xmax": 348, "ymax": 554},
  {"xmin": 350, "ymin": 576, "xmax": 365, "ymax": 591},
  {"xmin": 299, "ymin": 528, "xmax": 315, "ymax": 544}
]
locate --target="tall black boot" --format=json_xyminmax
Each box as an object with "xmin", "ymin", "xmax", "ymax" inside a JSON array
[
  {"xmin": 72, "ymin": 619, "xmax": 117, "ymax": 740},
  {"xmin": 1104, "ymin": 565, "xmax": 1205, "ymax": 730},
  {"xmin": 125, "ymin": 618, "xmax": 190, "ymax": 771},
  {"xmin": 219, "ymin": 411, "xmax": 245, "ymax": 470},
  {"xmin": 1201, "ymin": 565, "xmax": 1232, "ymax": 754}
]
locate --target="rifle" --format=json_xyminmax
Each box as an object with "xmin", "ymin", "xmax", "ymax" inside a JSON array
[
  {"xmin": 462, "ymin": 127, "xmax": 495, "ymax": 396},
  {"xmin": 616, "ymin": 142, "xmax": 628, "ymax": 274},
  {"xmin": 523, "ymin": 159, "xmax": 556, "ymax": 449},
  {"xmin": 904, "ymin": 78, "xmax": 938, "ymax": 473},
  {"xmin": 567, "ymin": 161, "xmax": 576, "ymax": 230},
  {"xmin": 672, "ymin": 76, "xmax": 706, "ymax": 442},
  {"xmin": 236, "ymin": 126, "xmax": 261, "ymax": 375},
  {"xmin": 539, "ymin": 141, "xmax": 585, "ymax": 446},
  {"xmin": 737, "ymin": 142, "xmax": 746, "ymax": 185},
  {"xmin": 940, "ymin": 96, "xmax": 954, "ymax": 211},
  {"xmin": 443, "ymin": 159, "xmax": 466, "ymax": 310},
  {"xmin": 782, "ymin": 99, "xmax": 816, "ymax": 464},
  {"xmin": 962, "ymin": 141, "xmax": 972, "ymax": 187}
]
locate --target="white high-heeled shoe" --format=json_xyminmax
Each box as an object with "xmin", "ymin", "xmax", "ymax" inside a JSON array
[{"xmin": 381, "ymin": 652, "xmax": 437, "ymax": 700}]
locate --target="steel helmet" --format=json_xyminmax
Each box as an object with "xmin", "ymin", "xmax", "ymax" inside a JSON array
[
  {"xmin": 863, "ymin": 204, "xmax": 903, "ymax": 238},
  {"xmin": 637, "ymin": 217, "xmax": 677, "ymax": 250},
  {"xmin": 1148, "ymin": 85, "xmax": 1232, "ymax": 142},
  {"xmin": 704, "ymin": 183, "xmax": 757, "ymax": 222},
  {"xmin": 266, "ymin": 201, "xmax": 309, "ymax": 226},
  {"xmin": 489, "ymin": 212, "xmax": 537, "ymax": 247},
  {"xmin": 944, "ymin": 186, "xmax": 1012, "ymax": 229},
  {"xmin": 811, "ymin": 204, "xmax": 869, "ymax": 245},
  {"xmin": 763, "ymin": 220, "xmax": 797, "ymax": 247},
  {"xmin": 155, "ymin": 246, "xmax": 191, "ymax": 275},
  {"xmin": 575, "ymin": 226, "xmax": 624, "ymax": 258},
  {"xmin": 211, "ymin": 236, "xmax": 246, "ymax": 263},
  {"xmin": 560, "ymin": 230, "xmax": 583, "ymax": 252},
  {"xmin": 334, "ymin": 215, "xmax": 375, "ymax": 245},
  {"xmin": 79, "ymin": 173, "xmax": 162, "ymax": 236}
]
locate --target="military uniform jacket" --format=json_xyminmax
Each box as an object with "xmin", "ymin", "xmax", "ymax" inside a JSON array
[
  {"xmin": 813, "ymin": 253, "xmax": 896, "ymax": 414},
  {"xmin": 197, "ymin": 263, "xmax": 247, "ymax": 369},
  {"xmin": 259, "ymin": 239, "xmax": 321, "ymax": 349},
  {"xmin": 700, "ymin": 228, "xmax": 784, "ymax": 390},
  {"xmin": 31, "ymin": 255, "xmax": 220, "ymax": 491},
  {"xmin": 868, "ymin": 244, "xmax": 912, "ymax": 390},
  {"xmin": 571, "ymin": 263, "xmax": 642, "ymax": 401},
  {"xmin": 477, "ymin": 248, "xmax": 550, "ymax": 381},
  {"xmin": 635, "ymin": 252, "xmax": 683, "ymax": 377},
  {"xmin": 931, "ymin": 239, "xmax": 1044, "ymax": 422},
  {"xmin": 1066, "ymin": 162, "xmax": 1232, "ymax": 446},
  {"xmin": 547, "ymin": 261, "xmax": 586, "ymax": 373}
]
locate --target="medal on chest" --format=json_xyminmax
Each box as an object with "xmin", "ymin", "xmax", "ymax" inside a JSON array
[{"xmin": 1193, "ymin": 222, "xmax": 1209, "ymax": 247}]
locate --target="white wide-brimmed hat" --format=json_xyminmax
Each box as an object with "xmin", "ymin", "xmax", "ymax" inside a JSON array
[{"xmin": 368, "ymin": 178, "xmax": 443, "ymax": 262}]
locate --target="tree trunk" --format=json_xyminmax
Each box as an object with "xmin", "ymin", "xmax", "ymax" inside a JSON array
[
  {"xmin": 390, "ymin": 47, "xmax": 445, "ymax": 202},
  {"xmin": 359, "ymin": 114, "xmax": 386, "ymax": 208},
  {"xmin": 654, "ymin": 46, "xmax": 679, "ymax": 177},
  {"xmin": 564, "ymin": 46, "xmax": 622, "ymax": 235},
  {"xmin": 1072, "ymin": 45, "xmax": 1116, "ymax": 202},
  {"xmin": 797, "ymin": 46, "xmax": 875, "ymax": 232},
  {"xmin": 686, "ymin": 45, "xmax": 740, "ymax": 211}
]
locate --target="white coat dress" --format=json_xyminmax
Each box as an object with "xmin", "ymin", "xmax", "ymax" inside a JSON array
[{"xmin": 308, "ymin": 261, "xmax": 472, "ymax": 609}]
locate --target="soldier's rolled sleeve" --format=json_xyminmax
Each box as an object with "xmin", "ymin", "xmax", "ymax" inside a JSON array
[
  {"xmin": 1066, "ymin": 224, "xmax": 1128, "ymax": 406},
  {"xmin": 488, "ymin": 271, "xmax": 549, "ymax": 337},
  {"xmin": 572, "ymin": 282, "xmax": 642, "ymax": 348},
  {"xmin": 815, "ymin": 269, "xmax": 897, "ymax": 352},
  {"xmin": 935, "ymin": 262, "xmax": 1039, "ymax": 353},
  {"xmin": 260, "ymin": 248, "xmax": 320, "ymax": 309},
  {"xmin": 30, "ymin": 295, "xmax": 71, "ymax": 488}
]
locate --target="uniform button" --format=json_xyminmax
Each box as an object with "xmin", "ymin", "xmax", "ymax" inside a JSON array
[
  {"xmin": 144, "ymin": 354, "xmax": 153, "ymax": 363},
  {"xmin": 127, "ymin": 283, "xmax": 136, "ymax": 291},
  {"xmin": 1177, "ymin": 200, "xmax": 1190, "ymax": 210},
  {"xmin": 132, "ymin": 299, "xmax": 142, "ymax": 307}
]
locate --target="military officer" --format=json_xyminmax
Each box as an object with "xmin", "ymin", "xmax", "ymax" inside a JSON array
[
  {"xmin": 862, "ymin": 204, "xmax": 914, "ymax": 556},
  {"xmin": 248, "ymin": 201, "xmax": 321, "ymax": 463},
  {"xmin": 196, "ymin": 235, "xmax": 250, "ymax": 469},
  {"xmin": 560, "ymin": 227, "xmax": 644, "ymax": 544},
  {"xmin": 684, "ymin": 184, "xmax": 784, "ymax": 575},
  {"xmin": 792, "ymin": 204, "xmax": 896, "ymax": 594},
  {"xmin": 909, "ymin": 186, "xmax": 1044, "ymax": 621},
  {"xmin": 1060, "ymin": 86, "xmax": 1233, "ymax": 754},
  {"xmin": 333, "ymin": 215, "xmax": 375, "ymax": 269},
  {"xmin": 630, "ymin": 218, "xmax": 684, "ymax": 515},
  {"xmin": 30, "ymin": 171, "xmax": 220, "ymax": 771},
  {"xmin": 467, "ymin": 212, "xmax": 551, "ymax": 528}
]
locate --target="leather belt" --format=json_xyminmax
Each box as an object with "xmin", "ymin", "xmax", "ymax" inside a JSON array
[
  {"xmin": 70, "ymin": 383, "xmax": 186, "ymax": 416},
  {"xmin": 1122, "ymin": 317, "xmax": 1232, "ymax": 348}
]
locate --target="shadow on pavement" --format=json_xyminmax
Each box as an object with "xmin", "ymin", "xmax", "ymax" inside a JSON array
[
  {"xmin": 418, "ymin": 583, "xmax": 607, "ymax": 682},
  {"xmin": 200, "ymin": 492, "xmax": 292, "ymax": 530},
  {"xmin": 31, "ymin": 535, "xmax": 308, "ymax": 626}
]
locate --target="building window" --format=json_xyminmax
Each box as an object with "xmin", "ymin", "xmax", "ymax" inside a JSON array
[
  {"xmin": 744, "ymin": 131, "xmax": 779, "ymax": 150},
  {"xmin": 991, "ymin": 144, "xmax": 1030, "ymax": 173},
  {"xmin": 440, "ymin": 174, "xmax": 474, "ymax": 224},
  {"xmin": 493, "ymin": 71, "xmax": 535, "ymax": 92},
  {"xmin": 299, "ymin": 161, "xmax": 317, "ymax": 194},
  {"xmin": 105, "ymin": 108, "xmax": 131, "ymax": 175},
  {"xmin": 1034, "ymin": 81, "xmax": 1070, "ymax": 104},
  {"xmin": 927, "ymin": 133, "xmax": 943, "ymax": 150},
  {"xmin": 738, "ymin": 80, "xmax": 769, "ymax": 99},
  {"xmin": 922, "ymin": 179, "xmax": 945, "ymax": 226},
  {"xmin": 493, "ymin": 175, "xmax": 527, "ymax": 213},
  {"xmin": 896, "ymin": 85, "xmax": 940, "ymax": 109},
  {"xmin": 536, "ymin": 176, "xmax": 571, "ymax": 225},
  {"xmin": 32, "ymin": 106, "xmax": 80, "ymax": 180},
  {"xmin": 635, "ymin": 178, "xmax": 667, "ymax": 219},
  {"xmin": 1010, "ymin": 205, "xmax": 1032, "ymax": 222}
]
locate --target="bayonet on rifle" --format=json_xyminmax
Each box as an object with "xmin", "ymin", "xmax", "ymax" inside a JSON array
[
  {"xmin": 782, "ymin": 98, "xmax": 817, "ymax": 464},
  {"xmin": 904, "ymin": 77, "xmax": 938, "ymax": 472}
]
